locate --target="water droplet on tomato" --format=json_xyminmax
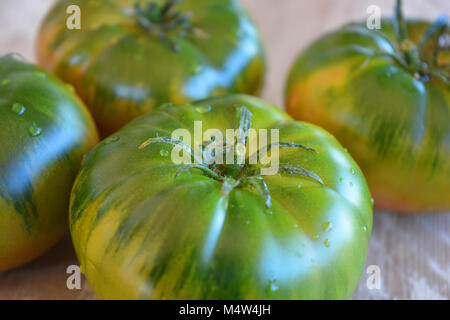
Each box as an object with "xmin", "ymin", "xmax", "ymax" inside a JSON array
[
  {"xmin": 266, "ymin": 279, "xmax": 279, "ymax": 295},
  {"xmin": 160, "ymin": 149, "xmax": 169, "ymax": 157},
  {"xmin": 324, "ymin": 239, "xmax": 330, "ymax": 248},
  {"xmin": 195, "ymin": 104, "xmax": 212, "ymax": 114},
  {"xmin": 28, "ymin": 123, "xmax": 42, "ymax": 137},
  {"xmin": 349, "ymin": 181, "xmax": 354, "ymax": 188},
  {"xmin": 33, "ymin": 71, "xmax": 46, "ymax": 79},
  {"xmin": 246, "ymin": 220, "xmax": 250, "ymax": 225},
  {"xmin": 11, "ymin": 103, "xmax": 26, "ymax": 115},
  {"xmin": 106, "ymin": 136, "xmax": 120, "ymax": 144},
  {"xmin": 321, "ymin": 221, "xmax": 332, "ymax": 232},
  {"xmin": 361, "ymin": 226, "xmax": 367, "ymax": 232},
  {"xmin": 69, "ymin": 54, "xmax": 84, "ymax": 65},
  {"xmin": 297, "ymin": 184, "xmax": 302, "ymax": 189},
  {"xmin": 371, "ymin": 198, "xmax": 374, "ymax": 205},
  {"xmin": 313, "ymin": 234, "xmax": 319, "ymax": 240},
  {"xmin": 350, "ymin": 168, "xmax": 355, "ymax": 175}
]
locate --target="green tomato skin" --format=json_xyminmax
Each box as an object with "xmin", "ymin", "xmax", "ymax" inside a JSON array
[
  {"xmin": 0, "ymin": 54, "xmax": 99, "ymax": 272},
  {"xmin": 70, "ymin": 94, "xmax": 373, "ymax": 300},
  {"xmin": 286, "ymin": 20, "xmax": 450, "ymax": 213},
  {"xmin": 37, "ymin": 0, "xmax": 266, "ymax": 137}
]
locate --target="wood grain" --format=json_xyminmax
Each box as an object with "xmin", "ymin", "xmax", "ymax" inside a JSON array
[{"xmin": 0, "ymin": 0, "xmax": 449, "ymax": 300}]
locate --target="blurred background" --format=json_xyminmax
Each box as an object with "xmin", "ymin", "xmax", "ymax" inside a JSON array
[{"xmin": 0, "ymin": 0, "xmax": 449, "ymax": 299}]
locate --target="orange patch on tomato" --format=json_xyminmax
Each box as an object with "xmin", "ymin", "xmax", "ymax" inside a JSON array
[{"xmin": 287, "ymin": 62, "xmax": 350, "ymax": 122}]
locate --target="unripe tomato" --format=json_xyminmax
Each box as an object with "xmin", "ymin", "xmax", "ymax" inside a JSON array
[
  {"xmin": 0, "ymin": 54, "xmax": 98, "ymax": 271},
  {"xmin": 286, "ymin": 3, "xmax": 450, "ymax": 213},
  {"xmin": 37, "ymin": 0, "xmax": 266, "ymax": 136},
  {"xmin": 70, "ymin": 94, "xmax": 373, "ymax": 299}
]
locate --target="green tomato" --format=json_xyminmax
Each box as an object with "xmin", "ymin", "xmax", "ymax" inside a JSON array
[
  {"xmin": 37, "ymin": 0, "xmax": 266, "ymax": 136},
  {"xmin": 0, "ymin": 54, "xmax": 98, "ymax": 272},
  {"xmin": 70, "ymin": 94, "xmax": 373, "ymax": 299},
  {"xmin": 286, "ymin": 14, "xmax": 450, "ymax": 213}
]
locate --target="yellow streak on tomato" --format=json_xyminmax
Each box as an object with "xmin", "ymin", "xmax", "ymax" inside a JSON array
[{"xmin": 287, "ymin": 61, "xmax": 352, "ymax": 123}]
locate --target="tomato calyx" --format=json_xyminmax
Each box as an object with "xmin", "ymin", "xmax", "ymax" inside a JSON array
[
  {"xmin": 391, "ymin": 0, "xmax": 449, "ymax": 84},
  {"xmin": 139, "ymin": 106, "xmax": 323, "ymax": 209},
  {"xmin": 134, "ymin": 0, "xmax": 206, "ymax": 52}
]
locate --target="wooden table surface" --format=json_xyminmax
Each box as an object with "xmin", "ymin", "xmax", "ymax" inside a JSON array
[{"xmin": 0, "ymin": 0, "xmax": 449, "ymax": 300}]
